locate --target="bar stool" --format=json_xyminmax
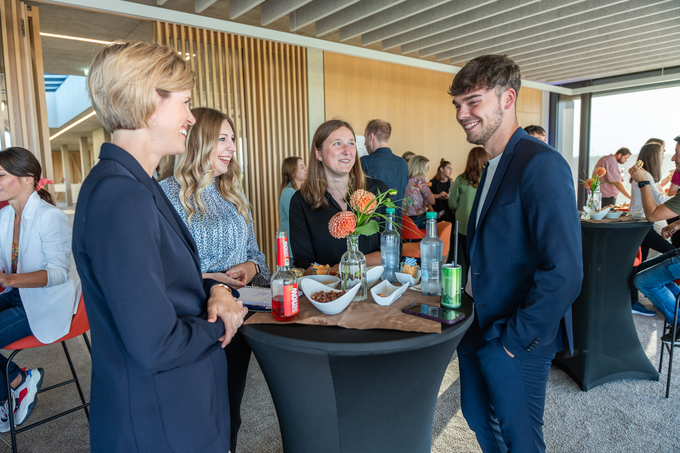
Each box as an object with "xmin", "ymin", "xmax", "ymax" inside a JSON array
[
  {"xmin": 659, "ymin": 292, "xmax": 680, "ymax": 398},
  {"xmin": 1, "ymin": 295, "xmax": 90, "ymax": 452}
]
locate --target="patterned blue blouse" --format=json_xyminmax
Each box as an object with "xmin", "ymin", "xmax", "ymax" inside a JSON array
[{"xmin": 159, "ymin": 176, "xmax": 270, "ymax": 287}]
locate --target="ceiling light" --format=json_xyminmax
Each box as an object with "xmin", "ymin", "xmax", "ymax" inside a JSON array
[
  {"xmin": 49, "ymin": 111, "xmax": 97, "ymax": 141},
  {"xmin": 39, "ymin": 32, "xmax": 112, "ymax": 45}
]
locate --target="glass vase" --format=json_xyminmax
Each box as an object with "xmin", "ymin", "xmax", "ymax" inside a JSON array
[
  {"xmin": 586, "ymin": 187, "xmax": 602, "ymax": 211},
  {"xmin": 339, "ymin": 234, "xmax": 367, "ymax": 301}
]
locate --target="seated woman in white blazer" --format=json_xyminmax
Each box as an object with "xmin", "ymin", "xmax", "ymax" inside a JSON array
[{"xmin": 0, "ymin": 147, "xmax": 79, "ymax": 432}]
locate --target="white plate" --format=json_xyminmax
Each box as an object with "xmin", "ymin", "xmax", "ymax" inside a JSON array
[
  {"xmin": 366, "ymin": 266, "xmax": 384, "ymax": 288},
  {"xmin": 299, "ymin": 278, "xmax": 360, "ymax": 315},
  {"xmin": 370, "ymin": 280, "xmax": 409, "ymax": 306},
  {"xmin": 396, "ymin": 269, "xmax": 421, "ymax": 286}
]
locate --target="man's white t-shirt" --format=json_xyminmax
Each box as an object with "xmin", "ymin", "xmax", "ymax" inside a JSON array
[{"xmin": 465, "ymin": 153, "xmax": 503, "ymax": 298}]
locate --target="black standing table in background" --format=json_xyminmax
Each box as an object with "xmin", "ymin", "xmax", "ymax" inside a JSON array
[
  {"xmin": 553, "ymin": 218, "xmax": 659, "ymax": 390},
  {"xmin": 241, "ymin": 296, "xmax": 474, "ymax": 453}
]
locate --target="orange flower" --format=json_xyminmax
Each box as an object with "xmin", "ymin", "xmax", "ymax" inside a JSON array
[
  {"xmin": 349, "ymin": 189, "xmax": 378, "ymax": 215},
  {"xmin": 593, "ymin": 167, "xmax": 606, "ymax": 177},
  {"xmin": 584, "ymin": 178, "xmax": 593, "ymax": 190},
  {"xmin": 328, "ymin": 211, "xmax": 356, "ymax": 239}
]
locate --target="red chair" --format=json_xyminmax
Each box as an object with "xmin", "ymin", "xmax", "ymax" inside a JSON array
[
  {"xmin": 402, "ymin": 217, "xmax": 451, "ymax": 260},
  {"xmin": 2, "ymin": 296, "xmax": 90, "ymax": 452},
  {"xmin": 633, "ymin": 247, "xmax": 643, "ymax": 267}
]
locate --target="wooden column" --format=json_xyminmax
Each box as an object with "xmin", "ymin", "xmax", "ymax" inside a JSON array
[
  {"xmin": 91, "ymin": 127, "xmax": 111, "ymax": 166},
  {"xmin": 60, "ymin": 144, "xmax": 72, "ymax": 206},
  {"xmin": 79, "ymin": 136, "xmax": 91, "ymax": 178}
]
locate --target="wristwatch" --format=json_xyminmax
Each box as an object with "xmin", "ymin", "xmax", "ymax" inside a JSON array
[{"xmin": 638, "ymin": 180, "xmax": 651, "ymax": 189}]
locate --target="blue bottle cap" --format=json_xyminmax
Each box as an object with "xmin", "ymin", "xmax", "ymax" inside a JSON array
[
  {"xmin": 426, "ymin": 211, "xmax": 437, "ymax": 219},
  {"xmin": 386, "ymin": 208, "xmax": 395, "ymax": 214}
]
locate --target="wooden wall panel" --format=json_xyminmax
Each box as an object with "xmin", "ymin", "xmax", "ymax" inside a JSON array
[
  {"xmin": 0, "ymin": 1, "xmax": 52, "ymax": 185},
  {"xmin": 323, "ymin": 52, "xmax": 543, "ymax": 179},
  {"xmin": 155, "ymin": 22, "xmax": 308, "ymax": 272}
]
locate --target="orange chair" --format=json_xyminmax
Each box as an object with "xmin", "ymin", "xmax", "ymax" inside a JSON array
[
  {"xmin": 2, "ymin": 296, "xmax": 90, "ymax": 452},
  {"xmin": 402, "ymin": 219, "xmax": 452, "ymax": 260},
  {"xmin": 634, "ymin": 247, "xmax": 643, "ymax": 267},
  {"xmin": 400, "ymin": 216, "xmax": 425, "ymax": 240}
]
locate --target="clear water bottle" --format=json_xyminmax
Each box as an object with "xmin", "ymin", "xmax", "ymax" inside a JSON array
[
  {"xmin": 380, "ymin": 208, "xmax": 400, "ymax": 283},
  {"xmin": 420, "ymin": 212, "xmax": 442, "ymax": 296}
]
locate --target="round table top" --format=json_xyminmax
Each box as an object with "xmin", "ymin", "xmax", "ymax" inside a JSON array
[{"xmin": 241, "ymin": 295, "xmax": 475, "ymax": 354}]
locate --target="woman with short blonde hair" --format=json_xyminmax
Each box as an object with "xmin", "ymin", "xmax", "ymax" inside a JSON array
[{"xmin": 73, "ymin": 41, "xmax": 245, "ymax": 453}]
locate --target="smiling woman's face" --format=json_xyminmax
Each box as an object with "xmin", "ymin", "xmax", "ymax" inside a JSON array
[
  {"xmin": 315, "ymin": 126, "xmax": 356, "ymax": 180},
  {"xmin": 210, "ymin": 120, "xmax": 237, "ymax": 177}
]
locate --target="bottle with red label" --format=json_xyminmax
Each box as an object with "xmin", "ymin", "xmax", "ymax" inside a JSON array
[{"xmin": 271, "ymin": 231, "xmax": 299, "ymax": 321}]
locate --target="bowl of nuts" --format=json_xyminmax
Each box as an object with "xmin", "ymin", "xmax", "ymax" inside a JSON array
[
  {"xmin": 297, "ymin": 275, "xmax": 340, "ymax": 288},
  {"xmin": 299, "ymin": 278, "xmax": 360, "ymax": 315}
]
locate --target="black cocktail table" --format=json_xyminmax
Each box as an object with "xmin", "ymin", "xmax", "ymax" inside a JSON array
[
  {"xmin": 241, "ymin": 294, "xmax": 473, "ymax": 453},
  {"xmin": 553, "ymin": 218, "xmax": 659, "ymax": 390}
]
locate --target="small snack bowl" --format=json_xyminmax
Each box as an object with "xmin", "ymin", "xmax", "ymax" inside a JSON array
[
  {"xmin": 370, "ymin": 280, "xmax": 409, "ymax": 306},
  {"xmin": 584, "ymin": 206, "xmax": 610, "ymax": 220},
  {"xmin": 290, "ymin": 268, "xmax": 305, "ymax": 279},
  {"xmin": 605, "ymin": 210, "xmax": 623, "ymax": 219},
  {"xmin": 395, "ymin": 269, "xmax": 421, "ymax": 286},
  {"xmin": 297, "ymin": 275, "xmax": 340, "ymax": 288},
  {"xmin": 299, "ymin": 278, "xmax": 360, "ymax": 315},
  {"xmin": 366, "ymin": 266, "xmax": 384, "ymax": 288}
]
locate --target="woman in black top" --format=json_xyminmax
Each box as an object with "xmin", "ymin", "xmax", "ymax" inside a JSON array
[
  {"xmin": 430, "ymin": 158, "xmax": 454, "ymax": 223},
  {"xmin": 289, "ymin": 120, "xmax": 388, "ymax": 274}
]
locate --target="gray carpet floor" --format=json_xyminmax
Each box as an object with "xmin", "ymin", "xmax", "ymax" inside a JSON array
[{"xmin": 2, "ymin": 295, "xmax": 678, "ymax": 453}]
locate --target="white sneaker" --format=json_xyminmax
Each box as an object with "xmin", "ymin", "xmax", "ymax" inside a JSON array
[
  {"xmin": 13, "ymin": 368, "xmax": 43, "ymax": 426},
  {"xmin": 0, "ymin": 400, "xmax": 10, "ymax": 433}
]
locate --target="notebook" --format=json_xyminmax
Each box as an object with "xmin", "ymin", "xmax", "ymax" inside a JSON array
[{"xmin": 238, "ymin": 286, "xmax": 272, "ymax": 312}]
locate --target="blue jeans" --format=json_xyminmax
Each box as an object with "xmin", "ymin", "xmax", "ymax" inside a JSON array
[
  {"xmin": 0, "ymin": 288, "xmax": 31, "ymax": 401},
  {"xmin": 409, "ymin": 214, "xmax": 427, "ymax": 229},
  {"xmin": 634, "ymin": 252, "xmax": 680, "ymax": 324}
]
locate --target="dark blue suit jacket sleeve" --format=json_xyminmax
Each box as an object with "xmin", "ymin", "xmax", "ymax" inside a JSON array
[
  {"xmin": 500, "ymin": 150, "xmax": 582, "ymax": 359},
  {"xmin": 85, "ymin": 176, "xmax": 225, "ymax": 372}
]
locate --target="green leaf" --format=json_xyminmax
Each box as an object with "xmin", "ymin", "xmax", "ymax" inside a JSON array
[{"xmin": 355, "ymin": 219, "xmax": 379, "ymax": 236}]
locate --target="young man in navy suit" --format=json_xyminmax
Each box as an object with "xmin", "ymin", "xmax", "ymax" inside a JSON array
[{"xmin": 449, "ymin": 55, "xmax": 582, "ymax": 452}]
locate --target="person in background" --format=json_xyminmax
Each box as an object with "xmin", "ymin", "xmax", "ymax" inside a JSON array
[
  {"xmin": 430, "ymin": 158, "xmax": 454, "ymax": 223},
  {"xmin": 159, "ymin": 107, "xmax": 270, "ymax": 453},
  {"xmin": 524, "ymin": 124, "xmax": 547, "ymax": 143},
  {"xmin": 630, "ymin": 143, "xmax": 680, "ymax": 342},
  {"xmin": 648, "ymin": 138, "xmax": 680, "ymax": 247},
  {"xmin": 360, "ymin": 119, "xmax": 409, "ymax": 214},
  {"xmin": 0, "ymin": 148, "xmax": 79, "ymax": 432},
  {"xmin": 402, "ymin": 151, "xmax": 415, "ymax": 163},
  {"xmin": 449, "ymin": 54, "xmax": 581, "ymax": 453},
  {"xmin": 629, "ymin": 141, "xmax": 678, "ymax": 317},
  {"xmin": 289, "ymin": 119, "xmax": 388, "ymax": 274},
  {"xmin": 448, "ymin": 147, "xmax": 488, "ymax": 284},
  {"xmin": 278, "ymin": 156, "xmax": 307, "ymax": 257},
  {"xmin": 595, "ymin": 147, "xmax": 631, "ymax": 207},
  {"xmin": 403, "ymin": 155, "xmax": 435, "ymax": 229},
  {"xmin": 73, "ymin": 41, "xmax": 245, "ymax": 452}
]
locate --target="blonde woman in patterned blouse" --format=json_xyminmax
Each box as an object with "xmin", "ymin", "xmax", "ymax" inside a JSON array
[{"xmin": 158, "ymin": 106, "xmax": 269, "ymax": 453}]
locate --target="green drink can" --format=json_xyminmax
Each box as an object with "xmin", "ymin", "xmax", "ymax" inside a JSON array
[{"xmin": 441, "ymin": 264, "xmax": 462, "ymax": 309}]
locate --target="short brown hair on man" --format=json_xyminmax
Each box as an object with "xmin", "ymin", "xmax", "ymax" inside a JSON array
[
  {"xmin": 365, "ymin": 119, "xmax": 392, "ymax": 143},
  {"xmin": 448, "ymin": 54, "xmax": 521, "ymax": 99},
  {"xmin": 87, "ymin": 41, "xmax": 195, "ymax": 133},
  {"xmin": 615, "ymin": 147, "xmax": 631, "ymax": 157}
]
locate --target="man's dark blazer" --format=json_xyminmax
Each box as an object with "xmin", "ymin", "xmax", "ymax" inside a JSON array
[
  {"xmin": 467, "ymin": 128, "xmax": 582, "ymax": 359},
  {"xmin": 72, "ymin": 144, "xmax": 232, "ymax": 452}
]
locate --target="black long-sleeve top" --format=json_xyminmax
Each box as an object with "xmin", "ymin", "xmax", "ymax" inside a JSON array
[{"xmin": 289, "ymin": 177, "xmax": 389, "ymax": 270}]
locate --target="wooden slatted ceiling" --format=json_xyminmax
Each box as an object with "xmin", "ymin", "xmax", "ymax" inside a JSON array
[{"xmin": 154, "ymin": 21, "xmax": 309, "ymax": 272}]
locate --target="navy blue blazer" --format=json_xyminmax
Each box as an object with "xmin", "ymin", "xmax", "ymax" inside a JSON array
[
  {"xmin": 72, "ymin": 144, "xmax": 232, "ymax": 452},
  {"xmin": 467, "ymin": 128, "xmax": 582, "ymax": 359}
]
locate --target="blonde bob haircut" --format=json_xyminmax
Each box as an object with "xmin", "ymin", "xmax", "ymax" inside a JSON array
[
  {"xmin": 87, "ymin": 41, "xmax": 195, "ymax": 132},
  {"xmin": 408, "ymin": 155, "xmax": 430, "ymax": 179},
  {"xmin": 161, "ymin": 107, "xmax": 251, "ymax": 224},
  {"xmin": 300, "ymin": 119, "xmax": 366, "ymax": 211}
]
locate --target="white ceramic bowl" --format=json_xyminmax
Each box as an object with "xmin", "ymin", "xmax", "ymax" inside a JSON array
[
  {"xmin": 366, "ymin": 266, "xmax": 384, "ymax": 288},
  {"xmin": 297, "ymin": 275, "xmax": 340, "ymax": 288},
  {"xmin": 370, "ymin": 280, "xmax": 409, "ymax": 306},
  {"xmin": 299, "ymin": 278, "xmax": 360, "ymax": 315},
  {"xmin": 395, "ymin": 269, "xmax": 421, "ymax": 286},
  {"xmin": 605, "ymin": 210, "xmax": 623, "ymax": 219},
  {"xmin": 584, "ymin": 206, "xmax": 610, "ymax": 220}
]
